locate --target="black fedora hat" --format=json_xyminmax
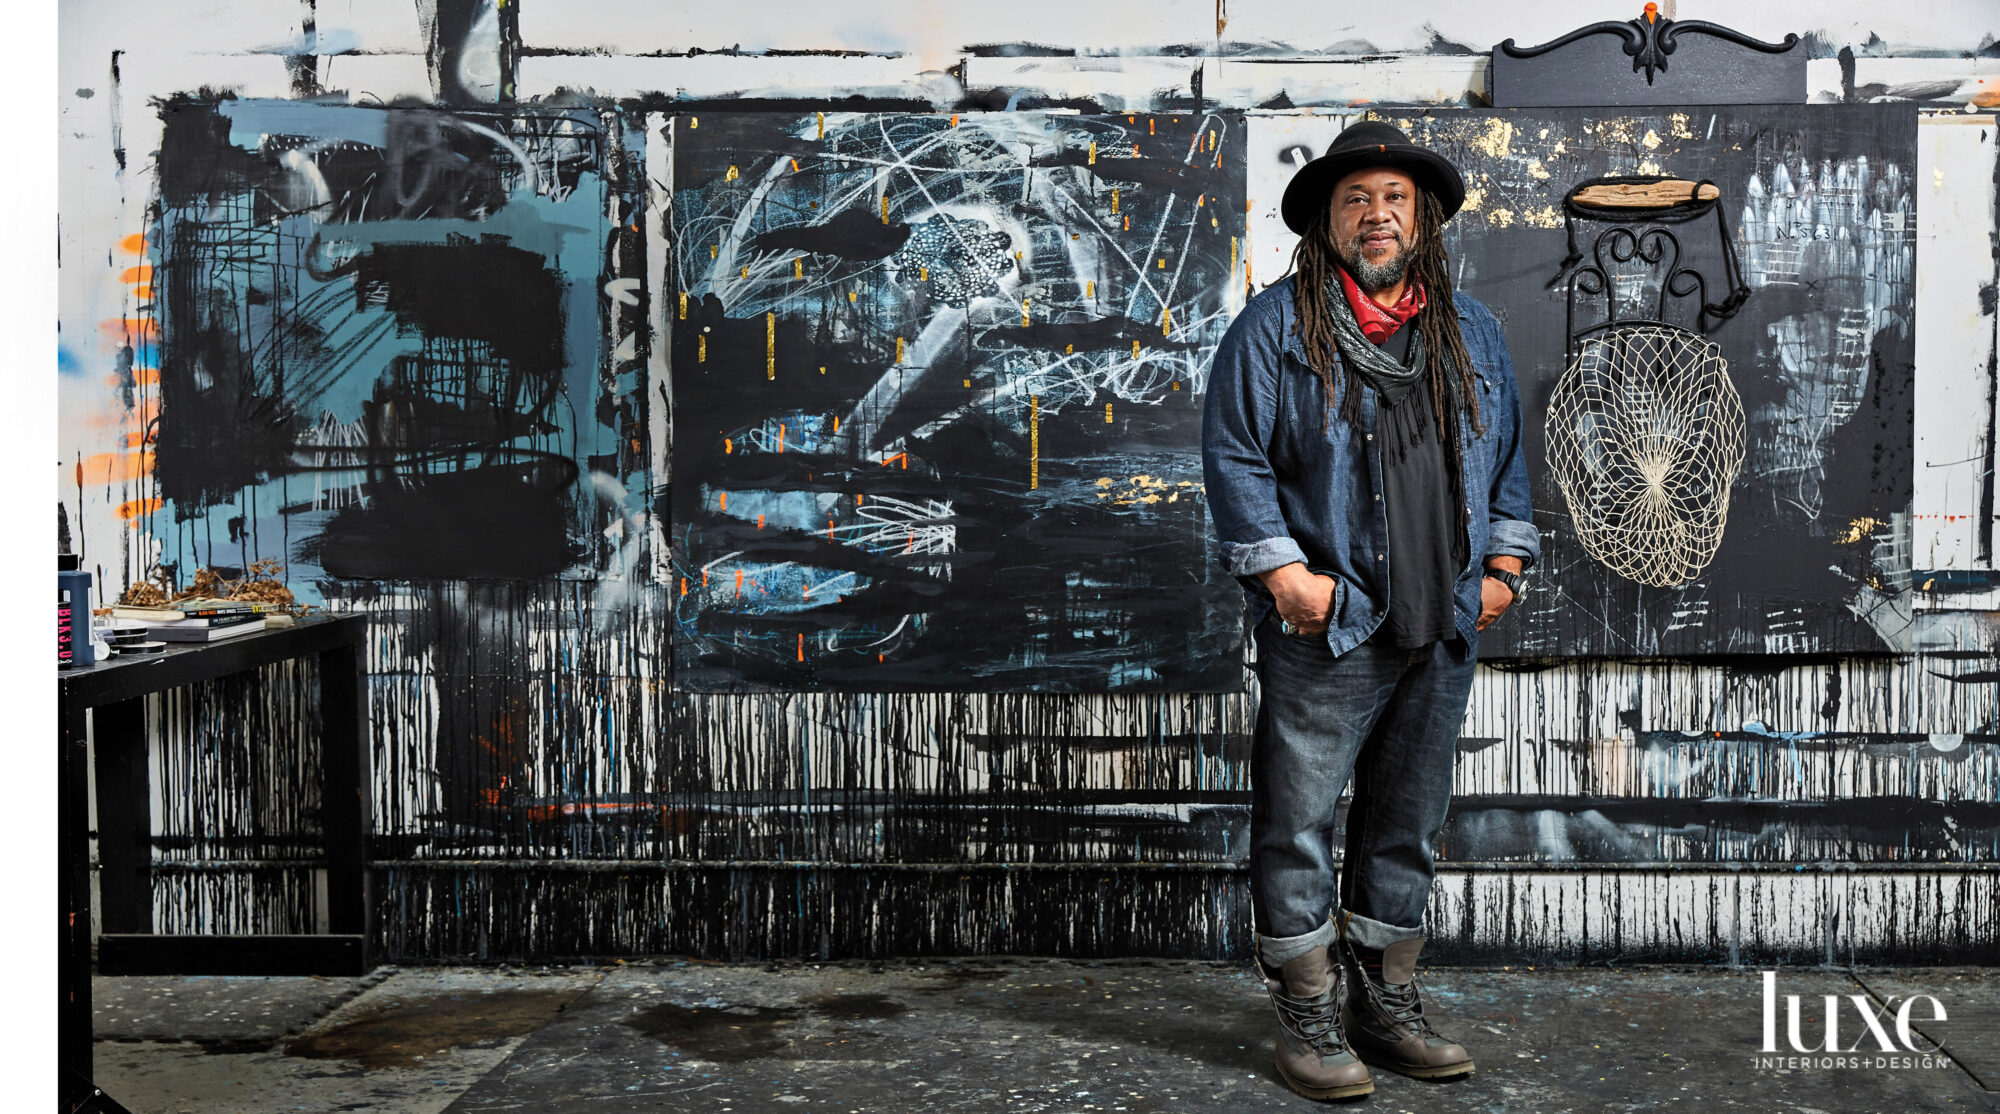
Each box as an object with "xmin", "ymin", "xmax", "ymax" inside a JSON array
[{"xmin": 1280, "ymin": 120, "xmax": 1466, "ymax": 235}]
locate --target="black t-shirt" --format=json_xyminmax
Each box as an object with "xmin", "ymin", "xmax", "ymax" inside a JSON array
[{"xmin": 1372, "ymin": 324, "xmax": 1468, "ymax": 649}]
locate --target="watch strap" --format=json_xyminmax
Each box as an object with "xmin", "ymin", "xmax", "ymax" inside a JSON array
[{"xmin": 1486, "ymin": 568, "xmax": 1525, "ymax": 597}]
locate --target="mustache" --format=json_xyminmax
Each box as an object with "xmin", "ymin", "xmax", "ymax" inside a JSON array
[{"xmin": 1342, "ymin": 227, "xmax": 1408, "ymax": 253}]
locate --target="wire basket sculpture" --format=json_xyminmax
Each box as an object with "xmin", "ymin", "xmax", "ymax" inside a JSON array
[{"xmin": 1545, "ymin": 176, "xmax": 1752, "ymax": 588}]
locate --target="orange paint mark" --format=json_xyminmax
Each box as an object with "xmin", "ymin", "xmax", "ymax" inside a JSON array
[
  {"xmin": 757, "ymin": 513, "xmax": 766, "ymax": 529},
  {"xmin": 735, "ymin": 569, "xmax": 745, "ymax": 597},
  {"xmin": 702, "ymin": 569, "xmax": 710, "ymax": 587},
  {"xmin": 1149, "ymin": 117, "xmax": 1155, "ymax": 135},
  {"xmin": 797, "ymin": 633, "xmax": 805, "ymax": 662},
  {"xmin": 857, "ymin": 493, "xmax": 864, "ymax": 505},
  {"xmin": 115, "ymin": 497, "xmax": 161, "ymax": 522},
  {"xmin": 122, "ymin": 431, "xmax": 152, "ymax": 448},
  {"xmin": 100, "ymin": 317, "xmax": 158, "ymax": 342},
  {"xmin": 832, "ymin": 415, "xmax": 841, "ymax": 433},
  {"xmin": 719, "ymin": 491, "xmax": 728, "ymax": 511},
  {"xmin": 827, "ymin": 519, "xmax": 836, "ymax": 540},
  {"xmin": 777, "ymin": 423, "xmax": 786, "ymax": 453},
  {"xmin": 680, "ymin": 577, "xmax": 689, "ymax": 596},
  {"xmin": 1124, "ymin": 215, "xmax": 1130, "ymax": 231},
  {"xmin": 724, "ymin": 437, "xmax": 733, "ymax": 454},
  {"xmin": 1132, "ymin": 144, "xmax": 1140, "ymax": 157},
  {"xmin": 904, "ymin": 530, "xmax": 914, "ymax": 553},
  {"xmin": 77, "ymin": 450, "xmax": 152, "ymax": 485},
  {"xmin": 950, "ymin": 114, "xmax": 959, "ymax": 127},
  {"xmin": 120, "ymin": 265, "xmax": 153, "ymax": 284},
  {"xmin": 134, "ymin": 366, "xmax": 161, "ymax": 386},
  {"xmin": 878, "ymin": 653, "xmax": 885, "ymax": 662},
  {"xmin": 118, "ymin": 233, "xmax": 146, "ymax": 255}
]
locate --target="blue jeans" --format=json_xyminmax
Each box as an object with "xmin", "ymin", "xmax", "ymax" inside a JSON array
[{"xmin": 1249, "ymin": 614, "xmax": 1478, "ymax": 965}]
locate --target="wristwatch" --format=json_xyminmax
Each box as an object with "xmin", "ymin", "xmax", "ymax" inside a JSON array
[{"xmin": 1485, "ymin": 568, "xmax": 1526, "ymax": 599}]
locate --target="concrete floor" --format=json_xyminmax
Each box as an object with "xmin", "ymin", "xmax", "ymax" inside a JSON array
[{"xmin": 89, "ymin": 959, "xmax": 1998, "ymax": 1113}]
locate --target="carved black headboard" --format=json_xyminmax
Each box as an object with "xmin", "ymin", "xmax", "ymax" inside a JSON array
[{"xmin": 1491, "ymin": 4, "xmax": 1804, "ymax": 107}]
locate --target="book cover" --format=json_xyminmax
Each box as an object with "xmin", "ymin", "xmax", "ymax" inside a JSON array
[
  {"xmin": 148, "ymin": 619, "xmax": 270, "ymax": 643},
  {"xmin": 153, "ymin": 612, "xmax": 265, "ymax": 630},
  {"xmin": 112, "ymin": 599, "xmax": 268, "ymax": 621}
]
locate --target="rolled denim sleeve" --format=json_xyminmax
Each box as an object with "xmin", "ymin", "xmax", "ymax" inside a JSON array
[
  {"xmin": 1480, "ymin": 317, "xmax": 1541, "ymax": 571},
  {"xmin": 1202, "ymin": 300, "xmax": 1307, "ymax": 579}
]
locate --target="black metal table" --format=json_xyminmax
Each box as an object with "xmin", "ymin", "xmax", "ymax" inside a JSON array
[{"xmin": 58, "ymin": 614, "xmax": 372, "ymax": 1111}]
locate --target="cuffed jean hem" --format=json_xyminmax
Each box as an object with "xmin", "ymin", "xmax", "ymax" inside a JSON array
[
  {"xmin": 1255, "ymin": 914, "xmax": 1339, "ymax": 968},
  {"xmin": 1337, "ymin": 907, "xmax": 1426, "ymax": 951}
]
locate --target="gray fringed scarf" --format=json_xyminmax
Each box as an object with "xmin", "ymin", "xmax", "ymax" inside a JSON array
[
  {"xmin": 1324, "ymin": 272, "xmax": 1473, "ymax": 570},
  {"xmin": 1323, "ymin": 272, "xmax": 1429, "ymax": 408}
]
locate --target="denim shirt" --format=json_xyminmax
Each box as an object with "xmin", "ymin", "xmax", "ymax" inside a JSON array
[{"xmin": 1201, "ymin": 275, "xmax": 1540, "ymax": 655}]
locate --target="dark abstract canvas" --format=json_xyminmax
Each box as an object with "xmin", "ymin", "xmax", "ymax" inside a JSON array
[
  {"xmin": 147, "ymin": 99, "xmax": 641, "ymax": 586},
  {"xmin": 670, "ymin": 112, "xmax": 1248, "ymax": 690},
  {"xmin": 1252, "ymin": 105, "xmax": 1918, "ymax": 657}
]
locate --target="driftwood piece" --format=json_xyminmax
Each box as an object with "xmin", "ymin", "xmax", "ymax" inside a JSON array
[{"xmin": 1572, "ymin": 180, "xmax": 1721, "ymax": 208}]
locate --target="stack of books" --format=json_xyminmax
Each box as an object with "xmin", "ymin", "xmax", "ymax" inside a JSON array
[{"xmin": 110, "ymin": 598, "xmax": 272, "ymax": 642}]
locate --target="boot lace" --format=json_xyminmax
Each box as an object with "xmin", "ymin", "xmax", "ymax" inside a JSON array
[
  {"xmin": 1359, "ymin": 967, "xmax": 1442, "ymax": 1038},
  {"xmin": 1268, "ymin": 979, "xmax": 1348, "ymax": 1056}
]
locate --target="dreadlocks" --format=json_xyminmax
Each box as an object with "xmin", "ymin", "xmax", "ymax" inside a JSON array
[{"xmin": 1287, "ymin": 186, "xmax": 1483, "ymax": 439}]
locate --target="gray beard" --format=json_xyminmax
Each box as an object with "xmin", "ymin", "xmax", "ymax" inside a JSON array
[{"xmin": 1337, "ymin": 234, "xmax": 1412, "ymax": 292}]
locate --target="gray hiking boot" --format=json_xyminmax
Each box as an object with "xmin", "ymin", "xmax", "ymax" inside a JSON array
[
  {"xmin": 1338, "ymin": 936, "xmax": 1475, "ymax": 1080},
  {"xmin": 1257, "ymin": 941, "xmax": 1374, "ymax": 1100}
]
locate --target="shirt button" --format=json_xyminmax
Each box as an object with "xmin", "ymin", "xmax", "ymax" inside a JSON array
[
  {"xmin": 1376, "ymin": 553, "xmax": 1385, "ymax": 562},
  {"xmin": 1374, "ymin": 493, "xmax": 1382, "ymax": 501},
  {"xmin": 1366, "ymin": 433, "xmax": 1374, "ymax": 440}
]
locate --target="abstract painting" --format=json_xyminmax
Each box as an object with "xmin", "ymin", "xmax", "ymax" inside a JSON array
[
  {"xmin": 1249, "ymin": 106, "xmax": 1918, "ymax": 657},
  {"xmin": 669, "ymin": 112, "xmax": 1248, "ymax": 690},
  {"xmin": 144, "ymin": 99, "xmax": 643, "ymax": 587}
]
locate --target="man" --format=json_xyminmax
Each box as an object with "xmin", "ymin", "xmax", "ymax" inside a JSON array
[{"xmin": 1201, "ymin": 120, "xmax": 1537, "ymax": 1100}]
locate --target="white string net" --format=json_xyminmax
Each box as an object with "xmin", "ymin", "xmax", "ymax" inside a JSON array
[{"xmin": 1545, "ymin": 323, "xmax": 1746, "ymax": 588}]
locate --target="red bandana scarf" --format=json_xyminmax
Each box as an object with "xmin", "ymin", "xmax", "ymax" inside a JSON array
[{"xmin": 1337, "ymin": 264, "xmax": 1427, "ymax": 344}]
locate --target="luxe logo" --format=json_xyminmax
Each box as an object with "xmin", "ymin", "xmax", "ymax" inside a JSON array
[{"xmin": 1760, "ymin": 971, "xmax": 1946, "ymax": 1054}]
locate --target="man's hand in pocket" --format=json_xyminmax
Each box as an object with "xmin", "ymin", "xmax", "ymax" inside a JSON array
[{"xmin": 1259, "ymin": 563, "xmax": 1338, "ymax": 635}]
